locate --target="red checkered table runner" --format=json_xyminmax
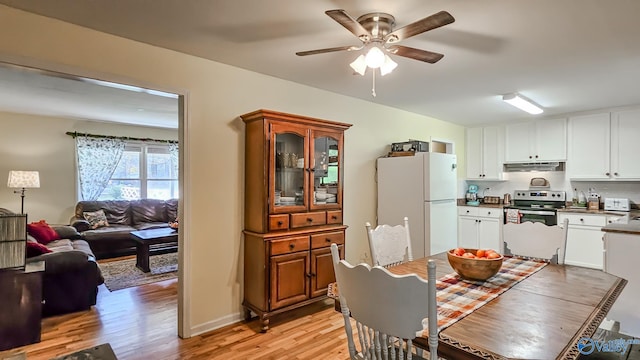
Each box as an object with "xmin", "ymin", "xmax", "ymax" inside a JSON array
[
  {"xmin": 327, "ymin": 257, "xmax": 547, "ymax": 335},
  {"xmin": 425, "ymin": 256, "xmax": 547, "ymax": 335}
]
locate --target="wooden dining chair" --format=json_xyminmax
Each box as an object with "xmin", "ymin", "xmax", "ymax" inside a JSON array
[
  {"xmin": 330, "ymin": 243, "xmax": 438, "ymax": 360},
  {"xmin": 503, "ymin": 218, "xmax": 569, "ymax": 264},
  {"xmin": 366, "ymin": 216, "xmax": 413, "ymax": 267}
]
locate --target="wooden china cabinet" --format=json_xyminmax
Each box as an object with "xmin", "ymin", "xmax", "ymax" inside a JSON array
[{"xmin": 241, "ymin": 109, "xmax": 351, "ymax": 331}]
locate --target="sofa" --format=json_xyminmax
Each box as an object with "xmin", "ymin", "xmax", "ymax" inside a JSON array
[
  {"xmin": 71, "ymin": 199, "xmax": 178, "ymax": 259},
  {"xmin": 23, "ymin": 222, "xmax": 105, "ymax": 317}
]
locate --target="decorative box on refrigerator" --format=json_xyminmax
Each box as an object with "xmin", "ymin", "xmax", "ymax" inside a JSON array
[{"xmin": 377, "ymin": 152, "xmax": 458, "ymax": 258}]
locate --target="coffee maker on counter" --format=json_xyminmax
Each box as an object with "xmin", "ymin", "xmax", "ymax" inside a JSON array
[{"xmin": 466, "ymin": 184, "xmax": 479, "ymax": 206}]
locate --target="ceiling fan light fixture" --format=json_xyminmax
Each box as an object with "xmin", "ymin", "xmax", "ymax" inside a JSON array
[
  {"xmin": 380, "ymin": 55, "xmax": 397, "ymax": 76},
  {"xmin": 364, "ymin": 46, "xmax": 385, "ymax": 68},
  {"xmin": 502, "ymin": 93, "xmax": 544, "ymax": 115},
  {"xmin": 349, "ymin": 55, "xmax": 367, "ymax": 75}
]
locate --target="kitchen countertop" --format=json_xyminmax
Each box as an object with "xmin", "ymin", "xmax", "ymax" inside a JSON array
[
  {"xmin": 456, "ymin": 199, "xmax": 505, "ymax": 208},
  {"xmin": 602, "ymin": 213, "xmax": 640, "ymax": 234},
  {"xmin": 557, "ymin": 208, "xmax": 640, "ymax": 216}
]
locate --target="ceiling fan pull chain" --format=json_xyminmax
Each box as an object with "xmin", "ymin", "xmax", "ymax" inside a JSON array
[{"xmin": 372, "ymin": 70, "xmax": 377, "ymax": 97}]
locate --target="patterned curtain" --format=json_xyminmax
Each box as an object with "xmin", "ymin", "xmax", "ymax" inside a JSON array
[
  {"xmin": 75, "ymin": 136, "xmax": 125, "ymax": 200},
  {"xmin": 168, "ymin": 142, "xmax": 179, "ymax": 178}
]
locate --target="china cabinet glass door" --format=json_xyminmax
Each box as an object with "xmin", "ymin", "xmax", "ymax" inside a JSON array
[
  {"xmin": 270, "ymin": 123, "xmax": 308, "ymax": 213},
  {"xmin": 310, "ymin": 130, "xmax": 342, "ymax": 210}
]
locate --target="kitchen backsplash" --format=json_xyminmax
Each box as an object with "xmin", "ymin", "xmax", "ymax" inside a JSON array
[{"xmin": 459, "ymin": 171, "xmax": 640, "ymax": 205}]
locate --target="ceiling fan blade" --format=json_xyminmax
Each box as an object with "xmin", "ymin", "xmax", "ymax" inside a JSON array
[
  {"xmin": 386, "ymin": 45, "xmax": 444, "ymax": 63},
  {"xmin": 384, "ymin": 11, "xmax": 455, "ymax": 43},
  {"xmin": 296, "ymin": 45, "xmax": 361, "ymax": 56},
  {"xmin": 325, "ymin": 9, "xmax": 371, "ymax": 41}
]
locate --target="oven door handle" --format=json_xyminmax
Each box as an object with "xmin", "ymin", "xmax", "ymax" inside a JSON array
[{"xmin": 517, "ymin": 209, "xmax": 556, "ymax": 216}]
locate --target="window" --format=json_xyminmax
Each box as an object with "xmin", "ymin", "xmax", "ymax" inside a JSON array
[{"xmin": 98, "ymin": 143, "xmax": 178, "ymax": 200}]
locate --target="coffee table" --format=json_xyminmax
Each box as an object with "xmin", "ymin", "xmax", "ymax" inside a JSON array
[{"xmin": 130, "ymin": 228, "xmax": 178, "ymax": 272}]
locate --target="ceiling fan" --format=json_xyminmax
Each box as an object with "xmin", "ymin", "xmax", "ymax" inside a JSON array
[{"xmin": 296, "ymin": 9, "xmax": 455, "ymax": 96}]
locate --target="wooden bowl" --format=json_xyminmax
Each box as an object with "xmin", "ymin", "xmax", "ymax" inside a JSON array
[{"xmin": 447, "ymin": 248, "xmax": 503, "ymax": 281}]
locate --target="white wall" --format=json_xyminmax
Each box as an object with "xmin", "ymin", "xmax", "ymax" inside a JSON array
[
  {"xmin": 0, "ymin": 111, "xmax": 178, "ymax": 223},
  {"xmin": 0, "ymin": 6, "xmax": 465, "ymax": 337}
]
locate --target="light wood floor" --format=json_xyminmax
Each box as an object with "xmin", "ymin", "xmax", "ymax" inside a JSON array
[{"xmin": 0, "ymin": 263, "xmax": 351, "ymax": 360}]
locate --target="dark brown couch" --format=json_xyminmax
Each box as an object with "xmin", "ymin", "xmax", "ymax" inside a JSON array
[
  {"xmin": 26, "ymin": 225, "xmax": 104, "ymax": 317},
  {"xmin": 71, "ymin": 199, "xmax": 178, "ymax": 259}
]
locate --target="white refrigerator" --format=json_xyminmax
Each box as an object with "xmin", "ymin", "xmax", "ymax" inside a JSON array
[{"xmin": 377, "ymin": 152, "xmax": 458, "ymax": 258}]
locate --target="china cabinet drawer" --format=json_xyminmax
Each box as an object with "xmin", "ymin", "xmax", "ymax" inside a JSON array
[
  {"xmin": 290, "ymin": 212, "xmax": 327, "ymax": 228},
  {"xmin": 326, "ymin": 210, "xmax": 342, "ymax": 224},
  {"xmin": 311, "ymin": 231, "xmax": 344, "ymax": 249},
  {"xmin": 269, "ymin": 214, "xmax": 289, "ymax": 231},
  {"xmin": 270, "ymin": 236, "xmax": 310, "ymax": 256}
]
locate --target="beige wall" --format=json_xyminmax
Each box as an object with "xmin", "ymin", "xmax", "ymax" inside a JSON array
[
  {"xmin": 0, "ymin": 6, "xmax": 465, "ymax": 336},
  {"xmin": 0, "ymin": 111, "xmax": 177, "ymax": 223}
]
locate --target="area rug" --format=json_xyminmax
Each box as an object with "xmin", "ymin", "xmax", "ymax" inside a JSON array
[
  {"xmin": 51, "ymin": 343, "xmax": 117, "ymax": 360},
  {"xmin": 99, "ymin": 253, "xmax": 178, "ymax": 291}
]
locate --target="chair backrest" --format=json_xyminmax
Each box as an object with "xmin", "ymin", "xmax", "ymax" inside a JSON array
[
  {"xmin": 503, "ymin": 218, "xmax": 569, "ymax": 264},
  {"xmin": 330, "ymin": 244, "xmax": 438, "ymax": 360},
  {"xmin": 366, "ymin": 217, "xmax": 413, "ymax": 268}
]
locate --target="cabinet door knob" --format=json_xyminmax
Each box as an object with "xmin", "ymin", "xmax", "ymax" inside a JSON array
[
  {"xmin": 277, "ymin": 221, "xmax": 283, "ymax": 226},
  {"xmin": 614, "ymin": 172, "xmax": 619, "ymax": 176},
  {"xmin": 331, "ymin": 215, "xmax": 338, "ymax": 220},
  {"xmin": 325, "ymin": 238, "xmax": 331, "ymax": 243},
  {"xmin": 306, "ymin": 218, "xmax": 313, "ymax": 223},
  {"xmin": 289, "ymin": 244, "xmax": 295, "ymax": 249},
  {"xmin": 529, "ymin": 155, "xmax": 532, "ymax": 159},
  {"xmin": 606, "ymin": 172, "xmax": 610, "ymax": 176},
  {"xmin": 466, "ymin": 210, "xmax": 470, "ymax": 214},
  {"xmin": 488, "ymin": 211, "xmax": 491, "ymax": 215},
  {"xmin": 306, "ymin": 273, "xmax": 312, "ymax": 278},
  {"xmin": 580, "ymin": 218, "xmax": 584, "ymax": 222},
  {"xmin": 535, "ymin": 155, "xmax": 539, "ymax": 158}
]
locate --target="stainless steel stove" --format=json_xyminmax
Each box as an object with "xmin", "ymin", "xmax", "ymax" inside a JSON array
[{"xmin": 504, "ymin": 190, "xmax": 566, "ymax": 225}]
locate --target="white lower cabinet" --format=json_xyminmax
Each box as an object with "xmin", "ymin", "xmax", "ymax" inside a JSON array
[
  {"xmin": 457, "ymin": 206, "xmax": 501, "ymax": 251},
  {"xmin": 557, "ymin": 213, "xmax": 618, "ymax": 270}
]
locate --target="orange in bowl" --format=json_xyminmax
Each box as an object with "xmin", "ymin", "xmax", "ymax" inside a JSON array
[{"xmin": 447, "ymin": 248, "xmax": 503, "ymax": 281}]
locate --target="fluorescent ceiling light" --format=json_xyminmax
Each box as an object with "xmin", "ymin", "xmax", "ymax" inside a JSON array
[{"xmin": 502, "ymin": 93, "xmax": 543, "ymax": 114}]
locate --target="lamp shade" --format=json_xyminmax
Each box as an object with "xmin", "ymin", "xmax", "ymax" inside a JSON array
[{"xmin": 7, "ymin": 171, "xmax": 40, "ymax": 188}]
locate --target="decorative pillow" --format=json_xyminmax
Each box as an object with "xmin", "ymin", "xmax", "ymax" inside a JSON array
[
  {"xmin": 83, "ymin": 209, "xmax": 109, "ymax": 229},
  {"xmin": 26, "ymin": 241, "xmax": 52, "ymax": 257},
  {"xmin": 27, "ymin": 220, "xmax": 61, "ymax": 245}
]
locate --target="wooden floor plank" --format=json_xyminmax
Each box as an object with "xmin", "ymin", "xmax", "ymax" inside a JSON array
[{"xmin": 0, "ymin": 273, "xmax": 352, "ymax": 360}]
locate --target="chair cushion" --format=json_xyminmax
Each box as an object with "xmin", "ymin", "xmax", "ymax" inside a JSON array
[
  {"xmin": 27, "ymin": 220, "xmax": 61, "ymax": 245},
  {"xmin": 80, "ymin": 224, "xmax": 136, "ymax": 242}
]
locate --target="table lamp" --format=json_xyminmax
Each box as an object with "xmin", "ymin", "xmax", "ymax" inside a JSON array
[{"xmin": 7, "ymin": 170, "xmax": 40, "ymax": 214}]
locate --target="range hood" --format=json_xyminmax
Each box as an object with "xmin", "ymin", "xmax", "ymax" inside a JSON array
[{"xmin": 503, "ymin": 162, "xmax": 564, "ymax": 172}]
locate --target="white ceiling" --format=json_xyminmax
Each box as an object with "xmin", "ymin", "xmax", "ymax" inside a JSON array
[{"xmin": 2, "ymin": 0, "xmax": 640, "ymax": 127}]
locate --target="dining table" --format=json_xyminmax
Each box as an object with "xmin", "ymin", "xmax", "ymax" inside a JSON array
[{"xmin": 387, "ymin": 252, "xmax": 627, "ymax": 360}]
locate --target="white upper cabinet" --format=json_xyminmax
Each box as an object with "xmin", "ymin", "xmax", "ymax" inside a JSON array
[
  {"xmin": 568, "ymin": 110, "xmax": 640, "ymax": 180},
  {"xmin": 611, "ymin": 109, "xmax": 640, "ymax": 179},
  {"xmin": 567, "ymin": 113, "xmax": 610, "ymax": 179},
  {"xmin": 465, "ymin": 126, "xmax": 504, "ymax": 180},
  {"xmin": 505, "ymin": 118, "xmax": 567, "ymax": 163}
]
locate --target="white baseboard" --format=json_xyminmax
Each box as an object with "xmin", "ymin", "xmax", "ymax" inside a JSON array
[{"xmin": 189, "ymin": 311, "xmax": 244, "ymax": 337}]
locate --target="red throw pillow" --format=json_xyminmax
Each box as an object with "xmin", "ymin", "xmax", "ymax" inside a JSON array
[
  {"xmin": 26, "ymin": 241, "xmax": 52, "ymax": 257},
  {"xmin": 27, "ymin": 220, "xmax": 60, "ymax": 245}
]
